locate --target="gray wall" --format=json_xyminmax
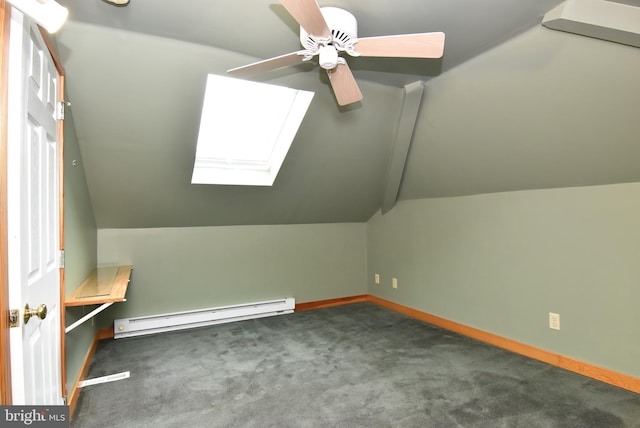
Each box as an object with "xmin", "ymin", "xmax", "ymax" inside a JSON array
[
  {"xmin": 63, "ymin": 142, "xmax": 640, "ymax": 390},
  {"xmin": 367, "ymin": 183, "xmax": 640, "ymax": 378},
  {"xmin": 96, "ymin": 223, "xmax": 367, "ymax": 323},
  {"xmin": 63, "ymin": 108, "xmax": 98, "ymax": 397}
]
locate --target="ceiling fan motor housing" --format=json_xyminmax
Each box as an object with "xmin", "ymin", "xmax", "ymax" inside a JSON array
[{"xmin": 300, "ymin": 7, "xmax": 358, "ymax": 55}]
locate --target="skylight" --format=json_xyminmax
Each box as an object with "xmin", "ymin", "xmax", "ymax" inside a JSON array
[{"xmin": 191, "ymin": 74, "xmax": 314, "ymax": 186}]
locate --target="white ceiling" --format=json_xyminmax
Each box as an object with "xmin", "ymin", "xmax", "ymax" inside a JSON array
[{"xmin": 53, "ymin": 0, "xmax": 640, "ymax": 228}]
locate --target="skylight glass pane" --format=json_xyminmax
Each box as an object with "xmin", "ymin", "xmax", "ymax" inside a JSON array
[{"xmin": 192, "ymin": 75, "xmax": 314, "ymax": 186}]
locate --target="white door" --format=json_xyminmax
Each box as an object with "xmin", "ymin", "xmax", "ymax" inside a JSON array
[{"xmin": 7, "ymin": 9, "xmax": 63, "ymax": 405}]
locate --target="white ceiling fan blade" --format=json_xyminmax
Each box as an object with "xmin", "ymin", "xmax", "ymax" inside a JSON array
[
  {"xmin": 280, "ymin": 0, "xmax": 331, "ymax": 38},
  {"xmin": 227, "ymin": 51, "xmax": 307, "ymax": 77},
  {"xmin": 326, "ymin": 62, "xmax": 363, "ymax": 106},
  {"xmin": 355, "ymin": 32, "xmax": 445, "ymax": 58}
]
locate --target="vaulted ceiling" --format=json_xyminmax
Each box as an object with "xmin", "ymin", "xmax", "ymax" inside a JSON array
[{"xmin": 54, "ymin": 0, "xmax": 640, "ymax": 228}]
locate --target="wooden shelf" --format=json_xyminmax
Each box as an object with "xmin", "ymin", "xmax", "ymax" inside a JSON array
[
  {"xmin": 66, "ymin": 265, "xmax": 132, "ymax": 307},
  {"xmin": 65, "ymin": 265, "xmax": 132, "ymax": 333}
]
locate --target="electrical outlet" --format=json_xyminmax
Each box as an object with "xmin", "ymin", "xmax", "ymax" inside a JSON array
[
  {"xmin": 392, "ymin": 277, "xmax": 398, "ymax": 289},
  {"xmin": 549, "ymin": 312, "xmax": 560, "ymax": 330},
  {"xmin": 374, "ymin": 273, "xmax": 380, "ymax": 284}
]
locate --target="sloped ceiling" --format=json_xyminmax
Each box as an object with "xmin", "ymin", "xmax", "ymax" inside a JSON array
[{"xmin": 54, "ymin": 0, "xmax": 640, "ymax": 228}]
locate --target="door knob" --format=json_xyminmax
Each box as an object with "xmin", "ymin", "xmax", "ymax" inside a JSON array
[{"xmin": 24, "ymin": 303, "xmax": 47, "ymax": 324}]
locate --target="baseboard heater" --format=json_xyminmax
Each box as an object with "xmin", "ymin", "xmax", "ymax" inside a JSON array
[{"xmin": 114, "ymin": 298, "xmax": 295, "ymax": 339}]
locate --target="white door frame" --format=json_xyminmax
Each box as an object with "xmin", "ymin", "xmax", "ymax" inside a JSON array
[{"xmin": 0, "ymin": 1, "xmax": 66, "ymax": 404}]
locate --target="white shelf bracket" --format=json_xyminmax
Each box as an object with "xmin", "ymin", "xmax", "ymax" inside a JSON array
[{"xmin": 65, "ymin": 301, "xmax": 122, "ymax": 333}]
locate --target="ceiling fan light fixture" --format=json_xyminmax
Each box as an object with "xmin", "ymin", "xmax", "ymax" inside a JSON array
[{"xmin": 318, "ymin": 45, "xmax": 338, "ymax": 69}]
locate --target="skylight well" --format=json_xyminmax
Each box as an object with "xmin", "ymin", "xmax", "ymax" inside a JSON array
[{"xmin": 191, "ymin": 75, "xmax": 314, "ymax": 186}]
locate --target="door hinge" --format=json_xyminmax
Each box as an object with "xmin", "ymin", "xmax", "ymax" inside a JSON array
[
  {"xmin": 55, "ymin": 101, "xmax": 69, "ymax": 121},
  {"xmin": 59, "ymin": 249, "xmax": 65, "ymax": 269},
  {"xmin": 9, "ymin": 309, "xmax": 20, "ymax": 328}
]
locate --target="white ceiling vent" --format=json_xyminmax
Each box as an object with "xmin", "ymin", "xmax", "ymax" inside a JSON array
[
  {"xmin": 192, "ymin": 75, "xmax": 314, "ymax": 186},
  {"xmin": 542, "ymin": 0, "xmax": 640, "ymax": 47}
]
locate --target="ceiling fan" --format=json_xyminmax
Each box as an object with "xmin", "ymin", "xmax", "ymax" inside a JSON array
[{"xmin": 228, "ymin": 0, "xmax": 445, "ymax": 106}]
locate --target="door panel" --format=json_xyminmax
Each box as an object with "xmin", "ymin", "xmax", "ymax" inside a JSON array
[{"xmin": 7, "ymin": 8, "xmax": 62, "ymax": 405}]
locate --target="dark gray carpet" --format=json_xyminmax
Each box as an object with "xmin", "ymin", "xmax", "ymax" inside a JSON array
[{"xmin": 72, "ymin": 302, "xmax": 640, "ymax": 427}]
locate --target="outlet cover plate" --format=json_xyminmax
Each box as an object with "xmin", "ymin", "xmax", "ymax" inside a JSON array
[{"xmin": 549, "ymin": 312, "xmax": 560, "ymax": 330}]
